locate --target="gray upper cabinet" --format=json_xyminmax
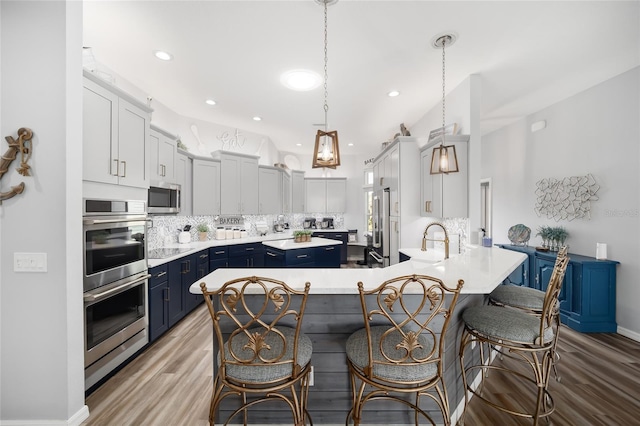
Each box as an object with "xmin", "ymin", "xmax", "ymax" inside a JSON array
[
  {"xmin": 214, "ymin": 151, "xmax": 259, "ymax": 215},
  {"xmin": 282, "ymin": 171, "xmax": 291, "ymax": 213},
  {"xmin": 304, "ymin": 178, "xmax": 346, "ymax": 213},
  {"xmin": 175, "ymin": 152, "xmax": 192, "ymax": 215},
  {"xmin": 192, "ymin": 159, "xmax": 221, "ymax": 216},
  {"xmin": 420, "ymin": 135, "xmax": 469, "ymax": 218},
  {"xmin": 258, "ymin": 166, "xmax": 282, "ymax": 214},
  {"xmin": 148, "ymin": 124, "xmax": 177, "ymax": 184},
  {"xmin": 83, "ymin": 71, "xmax": 151, "ymax": 189},
  {"xmin": 291, "ymin": 170, "xmax": 305, "ymax": 213}
]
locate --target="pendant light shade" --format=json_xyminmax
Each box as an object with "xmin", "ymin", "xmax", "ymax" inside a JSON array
[
  {"xmin": 430, "ymin": 33, "xmax": 459, "ymax": 175},
  {"xmin": 430, "ymin": 144, "xmax": 458, "ymax": 174},
  {"xmin": 313, "ymin": 130, "xmax": 340, "ymax": 169},
  {"xmin": 311, "ymin": 0, "xmax": 340, "ymax": 169}
]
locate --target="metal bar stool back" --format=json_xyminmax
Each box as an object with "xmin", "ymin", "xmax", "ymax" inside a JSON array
[
  {"xmin": 345, "ymin": 274, "xmax": 465, "ymax": 426},
  {"xmin": 200, "ymin": 276, "xmax": 313, "ymax": 426},
  {"xmin": 459, "ymin": 248, "xmax": 569, "ymax": 425}
]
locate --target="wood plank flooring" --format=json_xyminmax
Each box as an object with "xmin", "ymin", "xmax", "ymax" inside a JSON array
[{"xmin": 83, "ymin": 304, "xmax": 640, "ymax": 425}]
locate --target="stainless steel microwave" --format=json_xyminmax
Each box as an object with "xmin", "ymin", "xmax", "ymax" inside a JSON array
[{"xmin": 148, "ymin": 182, "xmax": 180, "ymax": 214}]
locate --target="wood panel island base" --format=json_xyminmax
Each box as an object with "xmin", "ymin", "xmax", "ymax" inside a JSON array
[{"xmin": 190, "ymin": 246, "xmax": 526, "ymax": 425}]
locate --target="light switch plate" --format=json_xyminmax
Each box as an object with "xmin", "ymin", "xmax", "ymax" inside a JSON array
[{"xmin": 14, "ymin": 252, "xmax": 47, "ymax": 272}]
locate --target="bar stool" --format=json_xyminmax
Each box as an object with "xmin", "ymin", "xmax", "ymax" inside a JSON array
[
  {"xmin": 488, "ymin": 246, "xmax": 568, "ymax": 380},
  {"xmin": 345, "ymin": 274, "xmax": 465, "ymax": 426},
  {"xmin": 200, "ymin": 276, "xmax": 313, "ymax": 426},
  {"xmin": 459, "ymin": 248, "xmax": 569, "ymax": 425}
]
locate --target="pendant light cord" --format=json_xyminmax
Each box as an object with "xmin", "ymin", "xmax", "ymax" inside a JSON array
[
  {"xmin": 441, "ymin": 35, "xmax": 446, "ymax": 139},
  {"xmin": 323, "ymin": 0, "xmax": 329, "ymax": 132}
]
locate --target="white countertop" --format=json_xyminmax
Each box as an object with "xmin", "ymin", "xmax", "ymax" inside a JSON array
[
  {"xmin": 148, "ymin": 231, "xmax": 295, "ymax": 267},
  {"xmin": 263, "ymin": 237, "xmax": 341, "ymax": 250},
  {"xmin": 189, "ymin": 246, "xmax": 527, "ymax": 295}
]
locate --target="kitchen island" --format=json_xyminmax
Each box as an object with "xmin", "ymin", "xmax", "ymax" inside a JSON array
[{"xmin": 190, "ymin": 246, "xmax": 526, "ymax": 424}]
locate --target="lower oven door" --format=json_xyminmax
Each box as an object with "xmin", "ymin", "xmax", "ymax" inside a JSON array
[{"xmin": 84, "ymin": 272, "xmax": 150, "ymax": 369}]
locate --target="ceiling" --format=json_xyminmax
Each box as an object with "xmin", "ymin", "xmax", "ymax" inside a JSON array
[{"xmin": 83, "ymin": 1, "xmax": 639, "ymax": 157}]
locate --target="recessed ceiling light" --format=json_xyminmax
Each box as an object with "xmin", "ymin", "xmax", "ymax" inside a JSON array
[
  {"xmin": 388, "ymin": 90, "xmax": 400, "ymax": 97},
  {"xmin": 347, "ymin": 143, "xmax": 354, "ymax": 146},
  {"xmin": 153, "ymin": 50, "xmax": 173, "ymax": 61},
  {"xmin": 205, "ymin": 99, "xmax": 216, "ymax": 106},
  {"xmin": 253, "ymin": 116, "xmax": 262, "ymax": 121},
  {"xmin": 296, "ymin": 143, "xmax": 302, "ymax": 147},
  {"xmin": 280, "ymin": 69, "xmax": 322, "ymax": 91}
]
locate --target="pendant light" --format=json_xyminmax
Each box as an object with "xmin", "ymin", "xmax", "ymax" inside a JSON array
[
  {"xmin": 430, "ymin": 34, "xmax": 459, "ymax": 175},
  {"xmin": 312, "ymin": 0, "xmax": 340, "ymax": 169}
]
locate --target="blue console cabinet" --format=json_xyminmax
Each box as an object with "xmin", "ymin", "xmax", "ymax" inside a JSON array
[{"xmin": 497, "ymin": 244, "xmax": 618, "ymax": 333}]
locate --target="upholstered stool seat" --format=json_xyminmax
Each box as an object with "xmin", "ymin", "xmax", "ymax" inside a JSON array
[
  {"xmin": 462, "ymin": 305, "xmax": 554, "ymax": 344},
  {"xmin": 490, "ymin": 284, "xmax": 545, "ymax": 310},
  {"xmin": 221, "ymin": 326, "xmax": 313, "ymax": 384},
  {"xmin": 346, "ymin": 326, "xmax": 436, "ymax": 382}
]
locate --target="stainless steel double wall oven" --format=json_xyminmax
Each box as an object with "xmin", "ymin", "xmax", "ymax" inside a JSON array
[{"xmin": 83, "ymin": 199, "xmax": 150, "ymax": 390}]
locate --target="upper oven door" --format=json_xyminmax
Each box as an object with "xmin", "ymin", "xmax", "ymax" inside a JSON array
[{"xmin": 83, "ymin": 215, "xmax": 148, "ymax": 291}]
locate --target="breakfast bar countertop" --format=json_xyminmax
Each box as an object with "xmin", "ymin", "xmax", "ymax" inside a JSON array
[{"xmin": 190, "ymin": 246, "xmax": 527, "ymax": 295}]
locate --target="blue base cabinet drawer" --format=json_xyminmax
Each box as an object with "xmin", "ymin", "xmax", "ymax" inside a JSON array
[
  {"xmin": 315, "ymin": 245, "xmax": 340, "ymax": 268},
  {"xmin": 148, "ymin": 265, "xmax": 169, "ymax": 343},
  {"xmin": 228, "ymin": 243, "xmax": 264, "ymax": 268}
]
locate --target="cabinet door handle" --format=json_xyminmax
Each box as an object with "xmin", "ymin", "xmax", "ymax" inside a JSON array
[
  {"xmin": 524, "ymin": 270, "xmax": 528, "ymax": 281},
  {"xmin": 245, "ymin": 248, "xmax": 254, "ymax": 251},
  {"xmin": 335, "ymin": 234, "xmax": 342, "ymax": 238},
  {"xmin": 200, "ymin": 254, "xmax": 208, "ymax": 259},
  {"xmin": 156, "ymin": 271, "xmax": 167, "ymax": 278},
  {"xmin": 112, "ymin": 159, "xmax": 119, "ymax": 176},
  {"xmin": 535, "ymin": 274, "xmax": 539, "ymax": 285},
  {"xmin": 267, "ymin": 251, "xmax": 277, "ymax": 257},
  {"xmin": 165, "ymin": 288, "xmax": 170, "ymax": 302},
  {"xmin": 182, "ymin": 260, "xmax": 191, "ymax": 274},
  {"xmin": 395, "ymin": 201, "xmax": 399, "ymax": 213},
  {"xmin": 214, "ymin": 251, "xmax": 225, "ymax": 255},
  {"xmin": 297, "ymin": 254, "xmax": 308, "ymax": 259},
  {"xmin": 325, "ymin": 247, "xmax": 335, "ymax": 251},
  {"xmin": 425, "ymin": 201, "xmax": 432, "ymax": 213},
  {"xmin": 379, "ymin": 177, "xmax": 384, "ymax": 185},
  {"xmin": 120, "ymin": 160, "xmax": 127, "ymax": 178}
]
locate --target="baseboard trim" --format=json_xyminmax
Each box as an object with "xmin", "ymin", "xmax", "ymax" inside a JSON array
[
  {"xmin": 0, "ymin": 405, "xmax": 89, "ymax": 426},
  {"xmin": 617, "ymin": 326, "xmax": 640, "ymax": 343}
]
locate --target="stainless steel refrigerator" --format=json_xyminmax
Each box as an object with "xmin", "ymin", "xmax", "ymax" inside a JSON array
[{"xmin": 370, "ymin": 188, "xmax": 390, "ymax": 267}]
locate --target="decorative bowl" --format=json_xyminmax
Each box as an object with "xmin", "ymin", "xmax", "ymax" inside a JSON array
[{"xmin": 508, "ymin": 224, "xmax": 531, "ymax": 246}]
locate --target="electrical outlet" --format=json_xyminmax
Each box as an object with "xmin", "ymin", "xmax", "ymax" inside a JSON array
[
  {"xmin": 309, "ymin": 366, "xmax": 314, "ymax": 386},
  {"xmin": 14, "ymin": 252, "xmax": 47, "ymax": 272}
]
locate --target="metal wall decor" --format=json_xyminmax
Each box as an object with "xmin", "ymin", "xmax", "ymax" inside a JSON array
[
  {"xmin": 1, "ymin": 128, "xmax": 34, "ymax": 202},
  {"xmin": 534, "ymin": 174, "xmax": 599, "ymax": 221}
]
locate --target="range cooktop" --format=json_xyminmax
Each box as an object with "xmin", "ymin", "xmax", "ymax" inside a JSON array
[{"xmin": 148, "ymin": 247, "xmax": 193, "ymax": 259}]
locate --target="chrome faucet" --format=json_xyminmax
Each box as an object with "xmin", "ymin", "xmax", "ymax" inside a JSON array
[{"xmin": 421, "ymin": 222, "xmax": 450, "ymax": 259}]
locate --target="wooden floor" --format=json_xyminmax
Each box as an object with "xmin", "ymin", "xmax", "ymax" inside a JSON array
[{"xmin": 83, "ymin": 303, "xmax": 640, "ymax": 425}]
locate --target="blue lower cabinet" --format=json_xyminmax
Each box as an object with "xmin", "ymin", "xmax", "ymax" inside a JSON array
[
  {"xmin": 498, "ymin": 244, "xmax": 618, "ymax": 333},
  {"xmin": 167, "ymin": 259, "xmax": 186, "ymax": 328},
  {"xmin": 228, "ymin": 243, "xmax": 265, "ymax": 268},
  {"xmin": 315, "ymin": 245, "xmax": 340, "ymax": 268},
  {"xmin": 209, "ymin": 247, "xmax": 228, "ymax": 271},
  {"xmin": 148, "ymin": 265, "xmax": 169, "ymax": 343},
  {"xmin": 264, "ymin": 248, "xmax": 285, "ymax": 267},
  {"xmin": 313, "ymin": 232, "xmax": 348, "ymax": 264},
  {"xmin": 186, "ymin": 251, "xmax": 209, "ymax": 311}
]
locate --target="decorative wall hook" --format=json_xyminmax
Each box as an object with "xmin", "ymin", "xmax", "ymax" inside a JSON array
[{"xmin": 1, "ymin": 127, "xmax": 33, "ymax": 202}]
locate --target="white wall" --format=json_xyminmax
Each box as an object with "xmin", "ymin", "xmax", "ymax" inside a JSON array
[
  {"xmin": 482, "ymin": 67, "xmax": 640, "ymax": 337},
  {"xmin": 1, "ymin": 1, "xmax": 87, "ymax": 424}
]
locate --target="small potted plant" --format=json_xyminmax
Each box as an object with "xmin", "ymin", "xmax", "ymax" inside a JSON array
[
  {"xmin": 197, "ymin": 223, "xmax": 209, "ymax": 241},
  {"xmin": 303, "ymin": 230, "xmax": 313, "ymax": 242},
  {"xmin": 536, "ymin": 226, "xmax": 552, "ymax": 249}
]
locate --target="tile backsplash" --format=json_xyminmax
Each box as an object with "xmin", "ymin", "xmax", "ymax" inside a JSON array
[{"xmin": 147, "ymin": 213, "xmax": 344, "ymax": 249}]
